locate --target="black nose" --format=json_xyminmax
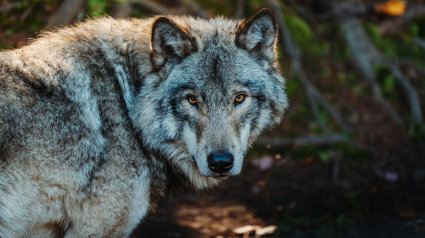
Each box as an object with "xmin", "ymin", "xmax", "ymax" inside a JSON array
[{"xmin": 207, "ymin": 152, "xmax": 234, "ymax": 173}]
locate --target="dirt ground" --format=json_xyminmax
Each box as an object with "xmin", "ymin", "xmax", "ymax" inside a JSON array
[{"xmin": 131, "ymin": 143, "xmax": 425, "ymax": 237}]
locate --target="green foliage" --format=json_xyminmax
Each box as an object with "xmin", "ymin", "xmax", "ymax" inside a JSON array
[
  {"xmin": 373, "ymin": 65, "xmax": 398, "ymax": 102},
  {"xmin": 285, "ymin": 14, "xmax": 314, "ymax": 46},
  {"xmin": 0, "ymin": 42, "xmax": 14, "ymax": 50},
  {"xmin": 0, "ymin": 0, "xmax": 59, "ymax": 49},
  {"xmin": 338, "ymin": 143, "xmax": 371, "ymax": 161},
  {"xmin": 288, "ymin": 101, "xmax": 310, "ymax": 125},
  {"xmin": 292, "ymin": 145, "xmax": 321, "ymax": 159},
  {"xmin": 409, "ymin": 17, "xmax": 425, "ymax": 38},
  {"xmin": 319, "ymin": 150, "xmax": 334, "ymax": 163},
  {"xmin": 382, "ymin": 75, "xmax": 395, "ymax": 92},
  {"xmin": 284, "ymin": 13, "xmax": 329, "ymax": 59},
  {"xmin": 364, "ymin": 21, "xmax": 425, "ymax": 62},
  {"xmin": 131, "ymin": 8, "xmax": 146, "ymax": 19},
  {"xmin": 247, "ymin": 0, "xmax": 263, "ymax": 15},
  {"xmin": 87, "ymin": 0, "xmax": 108, "ymax": 16},
  {"xmin": 329, "ymin": 27, "xmax": 351, "ymax": 62},
  {"xmin": 322, "ymin": 68, "xmax": 331, "ymax": 78},
  {"xmin": 285, "ymin": 78, "xmax": 302, "ymax": 99},
  {"xmin": 351, "ymin": 85, "xmax": 363, "ymax": 95},
  {"xmin": 407, "ymin": 119, "xmax": 425, "ymax": 145}
]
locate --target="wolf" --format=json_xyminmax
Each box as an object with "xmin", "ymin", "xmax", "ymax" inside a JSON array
[{"xmin": 0, "ymin": 8, "xmax": 288, "ymax": 237}]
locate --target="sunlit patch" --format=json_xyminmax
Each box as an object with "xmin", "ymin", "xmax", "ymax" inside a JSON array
[{"xmin": 173, "ymin": 204, "xmax": 266, "ymax": 236}]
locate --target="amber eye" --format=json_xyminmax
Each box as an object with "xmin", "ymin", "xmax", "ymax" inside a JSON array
[
  {"xmin": 188, "ymin": 96, "xmax": 197, "ymax": 104},
  {"xmin": 235, "ymin": 94, "xmax": 245, "ymax": 103}
]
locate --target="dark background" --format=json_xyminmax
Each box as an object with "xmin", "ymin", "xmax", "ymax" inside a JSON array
[{"xmin": 1, "ymin": 0, "xmax": 425, "ymax": 237}]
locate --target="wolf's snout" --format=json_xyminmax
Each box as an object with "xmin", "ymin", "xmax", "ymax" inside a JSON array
[{"xmin": 207, "ymin": 152, "xmax": 234, "ymax": 173}]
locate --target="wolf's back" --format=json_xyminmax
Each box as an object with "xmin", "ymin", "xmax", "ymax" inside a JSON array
[{"xmin": 0, "ymin": 21, "xmax": 153, "ymax": 236}]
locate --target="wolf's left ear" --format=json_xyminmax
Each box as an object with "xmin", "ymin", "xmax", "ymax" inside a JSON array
[
  {"xmin": 236, "ymin": 8, "xmax": 278, "ymax": 62},
  {"xmin": 151, "ymin": 17, "xmax": 197, "ymax": 69}
]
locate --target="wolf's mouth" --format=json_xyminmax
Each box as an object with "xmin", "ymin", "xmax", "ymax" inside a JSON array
[{"xmin": 213, "ymin": 175, "xmax": 229, "ymax": 180}]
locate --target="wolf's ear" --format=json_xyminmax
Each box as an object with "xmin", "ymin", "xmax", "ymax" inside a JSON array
[
  {"xmin": 151, "ymin": 17, "xmax": 197, "ymax": 69},
  {"xmin": 236, "ymin": 8, "xmax": 278, "ymax": 62}
]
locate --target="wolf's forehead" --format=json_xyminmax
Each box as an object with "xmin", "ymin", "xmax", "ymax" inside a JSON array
[
  {"xmin": 173, "ymin": 16, "xmax": 242, "ymax": 46},
  {"xmin": 187, "ymin": 50, "xmax": 246, "ymax": 82}
]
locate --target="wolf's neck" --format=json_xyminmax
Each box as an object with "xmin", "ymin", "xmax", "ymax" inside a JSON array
[
  {"xmin": 97, "ymin": 28, "xmax": 153, "ymax": 113},
  {"xmin": 144, "ymin": 150, "xmax": 195, "ymax": 211}
]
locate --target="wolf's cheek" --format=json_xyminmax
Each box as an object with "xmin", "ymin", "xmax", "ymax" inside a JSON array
[
  {"xmin": 230, "ymin": 122, "xmax": 251, "ymax": 176},
  {"xmin": 181, "ymin": 123, "xmax": 198, "ymax": 158},
  {"xmin": 162, "ymin": 116, "xmax": 179, "ymax": 140}
]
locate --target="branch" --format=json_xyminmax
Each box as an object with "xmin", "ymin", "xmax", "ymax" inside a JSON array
[
  {"xmin": 45, "ymin": 0, "xmax": 87, "ymax": 30},
  {"xmin": 413, "ymin": 38, "xmax": 425, "ymax": 52},
  {"xmin": 380, "ymin": 58, "xmax": 423, "ymax": 123},
  {"xmin": 340, "ymin": 17, "xmax": 404, "ymax": 124},
  {"xmin": 340, "ymin": 16, "xmax": 422, "ymax": 124}
]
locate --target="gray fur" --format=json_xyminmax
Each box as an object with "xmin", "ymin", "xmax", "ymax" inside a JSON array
[{"xmin": 0, "ymin": 8, "xmax": 288, "ymax": 237}]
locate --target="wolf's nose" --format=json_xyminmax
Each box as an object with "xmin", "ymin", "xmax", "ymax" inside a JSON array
[{"xmin": 207, "ymin": 152, "xmax": 234, "ymax": 173}]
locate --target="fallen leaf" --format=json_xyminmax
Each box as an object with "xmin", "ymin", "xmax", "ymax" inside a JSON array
[{"xmin": 374, "ymin": 0, "xmax": 406, "ymax": 16}]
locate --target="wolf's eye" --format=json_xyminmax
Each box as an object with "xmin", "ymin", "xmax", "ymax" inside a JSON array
[
  {"xmin": 188, "ymin": 96, "xmax": 197, "ymax": 105},
  {"xmin": 235, "ymin": 94, "xmax": 245, "ymax": 104}
]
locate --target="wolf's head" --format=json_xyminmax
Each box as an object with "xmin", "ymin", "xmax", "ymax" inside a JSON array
[{"xmin": 132, "ymin": 8, "xmax": 288, "ymax": 190}]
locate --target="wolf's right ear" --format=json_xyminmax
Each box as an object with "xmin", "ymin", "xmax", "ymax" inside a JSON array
[
  {"xmin": 236, "ymin": 8, "xmax": 278, "ymax": 62},
  {"xmin": 151, "ymin": 17, "xmax": 197, "ymax": 69}
]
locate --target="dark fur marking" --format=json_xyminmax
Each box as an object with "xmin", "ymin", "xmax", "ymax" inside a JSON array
[
  {"xmin": 73, "ymin": 47, "xmax": 141, "ymax": 189},
  {"xmin": 195, "ymin": 121, "xmax": 204, "ymax": 144},
  {"xmin": 18, "ymin": 73, "xmax": 56, "ymax": 98},
  {"xmin": 3, "ymin": 63, "xmax": 67, "ymax": 101},
  {"xmin": 39, "ymin": 221, "xmax": 69, "ymax": 238},
  {"xmin": 0, "ymin": 140, "xmax": 10, "ymax": 166}
]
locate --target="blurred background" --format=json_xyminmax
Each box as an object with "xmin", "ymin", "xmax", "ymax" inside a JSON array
[{"xmin": 1, "ymin": 0, "xmax": 425, "ymax": 237}]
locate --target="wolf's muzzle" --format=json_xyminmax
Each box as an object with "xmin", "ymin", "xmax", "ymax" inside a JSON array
[{"xmin": 207, "ymin": 152, "xmax": 234, "ymax": 174}]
